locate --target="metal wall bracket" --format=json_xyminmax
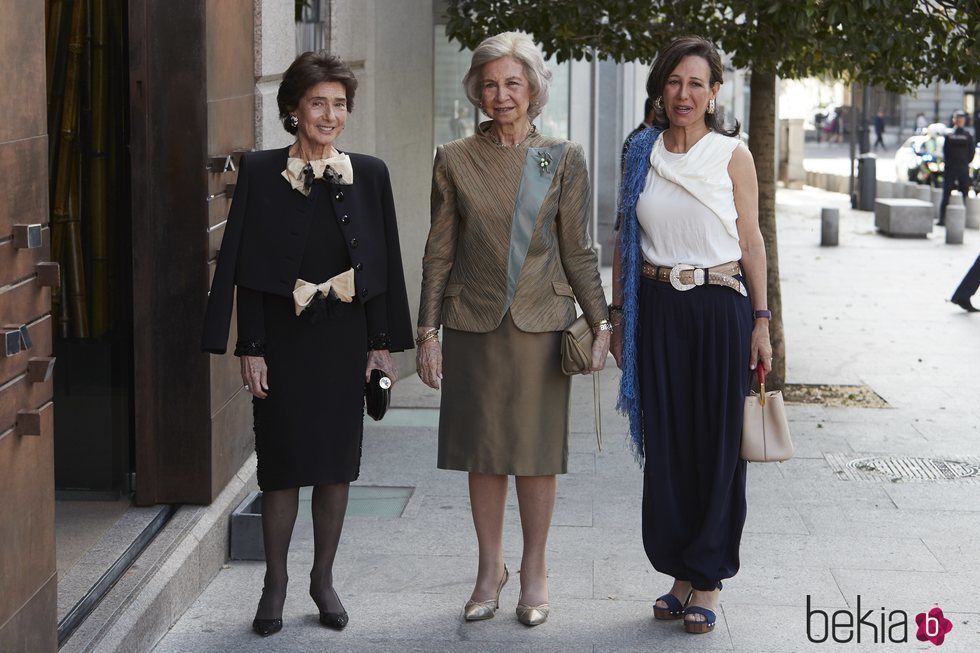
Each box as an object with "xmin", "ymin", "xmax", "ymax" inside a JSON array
[
  {"xmin": 36, "ymin": 261, "xmax": 61, "ymax": 287},
  {"xmin": 13, "ymin": 224, "xmax": 42, "ymax": 249},
  {"xmin": 17, "ymin": 410, "xmax": 41, "ymax": 436},
  {"xmin": 27, "ymin": 357, "xmax": 56, "ymax": 383}
]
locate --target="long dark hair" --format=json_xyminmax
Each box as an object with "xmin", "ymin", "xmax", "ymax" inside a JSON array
[
  {"xmin": 646, "ymin": 36, "xmax": 740, "ymax": 137},
  {"xmin": 277, "ymin": 51, "xmax": 358, "ymax": 134}
]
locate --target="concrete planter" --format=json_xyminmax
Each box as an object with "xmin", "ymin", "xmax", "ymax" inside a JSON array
[
  {"xmin": 874, "ymin": 198, "xmax": 933, "ymax": 237},
  {"xmin": 230, "ymin": 491, "xmax": 265, "ymax": 561}
]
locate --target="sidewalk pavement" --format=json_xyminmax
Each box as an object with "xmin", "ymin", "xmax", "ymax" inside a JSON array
[{"xmin": 154, "ymin": 184, "xmax": 980, "ymax": 652}]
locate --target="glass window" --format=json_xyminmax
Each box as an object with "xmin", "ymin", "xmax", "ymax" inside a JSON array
[
  {"xmin": 296, "ymin": 0, "xmax": 329, "ymax": 54},
  {"xmin": 433, "ymin": 25, "xmax": 570, "ymax": 147}
]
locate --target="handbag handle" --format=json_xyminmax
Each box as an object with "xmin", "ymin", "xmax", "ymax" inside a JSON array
[{"xmin": 756, "ymin": 365, "xmax": 766, "ymax": 406}]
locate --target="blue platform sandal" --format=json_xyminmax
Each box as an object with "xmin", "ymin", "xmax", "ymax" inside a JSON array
[
  {"xmin": 683, "ymin": 581, "xmax": 722, "ymax": 634},
  {"xmin": 653, "ymin": 590, "xmax": 691, "ymax": 620}
]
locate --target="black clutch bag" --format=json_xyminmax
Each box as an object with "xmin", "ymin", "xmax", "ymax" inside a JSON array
[{"xmin": 365, "ymin": 369, "xmax": 391, "ymax": 421}]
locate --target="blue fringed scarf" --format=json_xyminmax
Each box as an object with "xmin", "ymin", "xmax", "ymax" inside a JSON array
[{"xmin": 616, "ymin": 126, "xmax": 662, "ymax": 462}]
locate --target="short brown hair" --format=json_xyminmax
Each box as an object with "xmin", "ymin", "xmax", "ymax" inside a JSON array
[
  {"xmin": 646, "ymin": 36, "xmax": 739, "ymax": 137},
  {"xmin": 277, "ymin": 51, "xmax": 358, "ymax": 134}
]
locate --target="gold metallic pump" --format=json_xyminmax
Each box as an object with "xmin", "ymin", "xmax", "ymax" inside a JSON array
[
  {"xmin": 463, "ymin": 566, "xmax": 509, "ymax": 621},
  {"xmin": 516, "ymin": 593, "xmax": 550, "ymax": 627}
]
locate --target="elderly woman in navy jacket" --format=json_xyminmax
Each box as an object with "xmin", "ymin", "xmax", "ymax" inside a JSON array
[{"xmin": 203, "ymin": 52, "xmax": 412, "ymax": 637}]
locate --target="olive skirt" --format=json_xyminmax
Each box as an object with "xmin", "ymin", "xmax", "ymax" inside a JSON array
[{"xmin": 437, "ymin": 312, "xmax": 570, "ymax": 476}]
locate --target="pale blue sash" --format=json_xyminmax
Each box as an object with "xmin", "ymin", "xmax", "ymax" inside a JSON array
[{"xmin": 503, "ymin": 143, "xmax": 568, "ymax": 310}]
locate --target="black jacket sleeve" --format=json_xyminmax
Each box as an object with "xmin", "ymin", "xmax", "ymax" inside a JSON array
[
  {"xmin": 364, "ymin": 161, "xmax": 414, "ymax": 352},
  {"xmin": 202, "ymin": 155, "xmax": 250, "ymax": 354},
  {"xmin": 233, "ymin": 286, "xmax": 266, "ymax": 356}
]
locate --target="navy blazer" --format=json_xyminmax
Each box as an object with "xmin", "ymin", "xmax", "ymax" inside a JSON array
[{"xmin": 202, "ymin": 146, "xmax": 413, "ymax": 354}]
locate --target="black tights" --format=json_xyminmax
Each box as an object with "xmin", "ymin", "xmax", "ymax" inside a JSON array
[{"xmin": 254, "ymin": 483, "xmax": 350, "ymax": 620}]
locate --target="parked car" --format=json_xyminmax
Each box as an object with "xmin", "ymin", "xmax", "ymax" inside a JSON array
[{"xmin": 895, "ymin": 124, "xmax": 980, "ymax": 191}]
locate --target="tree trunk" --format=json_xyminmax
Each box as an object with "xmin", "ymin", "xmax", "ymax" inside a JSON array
[{"xmin": 747, "ymin": 69, "xmax": 786, "ymax": 388}]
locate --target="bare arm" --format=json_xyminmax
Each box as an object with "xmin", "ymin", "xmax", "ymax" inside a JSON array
[{"xmin": 730, "ymin": 143, "xmax": 772, "ymax": 373}]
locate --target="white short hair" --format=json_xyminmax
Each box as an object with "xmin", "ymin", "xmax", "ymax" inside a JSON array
[{"xmin": 462, "ymin": 32, "xmax": 552, "ymax": 120}]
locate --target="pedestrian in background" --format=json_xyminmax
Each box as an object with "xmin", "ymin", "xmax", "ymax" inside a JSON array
[
  {"xmin": 916, "ymin": 112, "xmax": 929, "ymax": 133},
  {"xmin": 938, "ymin": 110, "xmax": 974, "ymax": 226},
  {"xmin": 951, "ymin": 253, "xmax": 980, "ymax": 312},
  {"xmin": 416, "ymin": 31, "xmax": 609, "ymax": 627},
  {"xmin": 622, "ymin": 96, "xmax": 656, "ymax": 169},
  {"xmin": 611, "ymin": 35, "xmax": 771, "ymax": 635},
  {"xmin": 873, "ymin": 110, "xmax": 886, "ymax": 150},
  {"xmin": 202, "ymin": 51, "xmax": 413, "ymax": 637}
]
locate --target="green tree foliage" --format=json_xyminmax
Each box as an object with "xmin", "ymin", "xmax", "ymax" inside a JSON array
[
  {"xmin": 446, "ymin": 0, "xmax": 979, "ymax": 386},
  {"xmin": 446, "ymin": 1, "xmax": 978, "ymax": 89}
]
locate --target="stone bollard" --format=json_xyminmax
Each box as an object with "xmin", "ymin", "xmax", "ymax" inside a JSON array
[
  {"xmin": 965, "ymin": 196, "xmax": 980, "ymax": 229},
  {"xmin": 931, "ymin": 186, "xmax": 943, "ymax": 221},
  {"xmin": 876, "ymin": 180, "xmax": 893, "ymax": 199},
  {"xmin": 900, "ymin": 182, "xmax": 918, "ymax": 198},
  {"xmin": 821, "ymin": 208, "xmax": 839, "ymax": 246},
  {"xmin": 946, "ymin": 205, "xmax": 966, "ymax": 244},
  {"xmin": 912, "ymin": 185, "xmax": 932, "ymax": 203}
]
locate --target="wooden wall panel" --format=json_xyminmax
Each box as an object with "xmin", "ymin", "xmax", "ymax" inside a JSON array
[
  {"xmin": 0, "ymin": 575, "xmax": 57, "ymax": 653},
  {"xmin": 210, "ymin": 389, "xmax": 253, "ymax": 498},
  {"xmin": 204, "ymin": 0, "xmax": 255, "ymax": 499},
  {"xmin": 0, "ymin": 228, "xmax": 51, "ymax": 287},
  {"xmin": 0, "ymin": 0, "xmax": 55, "ymax": 648},
  {"xmin": 130, "ymin": 0, "xmax": 212, "ymax": 504},
  {"xmin": 0, "ymin": 376, "xmax": 54, "ymax": 435},
  {"xmin": 0, "ymin": 277, "xmax": 51, "ymax": 328},
  {"xmin": 0, "ymin": 137, "xmax": 49, "ymax": 235},
  {"xmin": 0, "ymin": 316, "xmax": 52, "ymax": 386},
  {"xmin": 0, "ymin": 1, "xmax": 46, "ymax": 144},
  {"xmin": 130, "ymin": 0, "xmax": 254, "ymax": 504},
  {"xmin": 0, "ymin": 402, "xmax": 56, "ymax": 647}
]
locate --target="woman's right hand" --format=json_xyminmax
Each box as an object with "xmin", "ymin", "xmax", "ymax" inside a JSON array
[
  {"xmin": 415, "ymin": 329, "xmax": 443, "ymax": 390},
  {"xmin": 610, "ymin": 327, "xmax": 624, "ymax": 370},
  {"xmin": 241, "ymin": 355, "xmax": 269, "ymax": 399}
]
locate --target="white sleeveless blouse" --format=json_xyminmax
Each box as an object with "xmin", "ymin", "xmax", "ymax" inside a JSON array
[{"xmin": 636, "ymin": 131, "xmax": 742, "ymax": 268}]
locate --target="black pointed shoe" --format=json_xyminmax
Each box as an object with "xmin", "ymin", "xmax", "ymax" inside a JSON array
[
  {"xmin": 319, "ymin": 610, "xmax": 349, "ymax": 630},
  {"xmin": 251, "ymin": 617, "xmax": 283, "ymax": 637},
  {"xmin": 952, "ymin": 296, "xmax": 979, "ymax": 313}
]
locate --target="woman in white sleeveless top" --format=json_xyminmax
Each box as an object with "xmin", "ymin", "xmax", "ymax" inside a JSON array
[{"xmin": 611, "ymin": 36, "xmax": 772, "ymax": 635}]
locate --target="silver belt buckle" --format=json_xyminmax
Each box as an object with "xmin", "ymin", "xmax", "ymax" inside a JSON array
[{"xmin": 669, "ymin": 264, "xmax": 703, "ymax": 291}]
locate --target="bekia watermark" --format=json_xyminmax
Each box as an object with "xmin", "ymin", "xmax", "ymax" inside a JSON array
[{"xmin": 806, "ymin": 596, "xmax": 953, "ymax": 646}]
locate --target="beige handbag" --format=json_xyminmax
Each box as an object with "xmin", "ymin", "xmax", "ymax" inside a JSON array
[
  {"xmin": 741, "ymin": 366, "xmax": 793, "ymax": 462},
  {"xmin": 561, "ymin": 315, "xmax": 602, "ymax": 451}
]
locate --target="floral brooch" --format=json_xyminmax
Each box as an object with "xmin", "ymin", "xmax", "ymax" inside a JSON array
[{"xmin": 536, "ymin": 150, "xmax": 553, "ymax": 176}]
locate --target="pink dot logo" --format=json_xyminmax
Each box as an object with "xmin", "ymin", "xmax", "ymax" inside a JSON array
[{"xmin": 915, "ymin": 607, "xmax": 953, "ymax": 646}]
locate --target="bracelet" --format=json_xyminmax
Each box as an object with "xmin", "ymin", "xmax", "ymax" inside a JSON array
[
  {"xmin": 593, "ymin": 319, "xmax": 614, "ymax": 333},
  {"xmin": 415, "ymin": 329, "xmax": 439, "ymax": 346},
  {"xmin": 753, "ymin": 309, "xmax": 772, "ymax": 320}
]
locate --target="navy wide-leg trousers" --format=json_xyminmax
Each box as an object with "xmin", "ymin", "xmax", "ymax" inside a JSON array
[{"xmin": 638, "ymin": 275, "xmax": 751, "ymax": 591}]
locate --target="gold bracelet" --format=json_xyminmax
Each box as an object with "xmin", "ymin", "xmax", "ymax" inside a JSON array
[
  {"xmin": 415, "ymin": 329, "xmax": 439, "ymax": 346},
  {"xmin": 593, "ymin": 319, "xmax": 613, "ymax": 333}
]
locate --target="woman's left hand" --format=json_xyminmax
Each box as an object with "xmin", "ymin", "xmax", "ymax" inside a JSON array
[
  {"xmin": 749, "ymin": 321, "xmax": 773, "ymax": 373},
  {"xmin": 366, "ymin": 349, "xmax": 398, "ymax": 384},
  {"xmin": 590, "ymin": 330, "xmax": 611, "ymax": 373}
]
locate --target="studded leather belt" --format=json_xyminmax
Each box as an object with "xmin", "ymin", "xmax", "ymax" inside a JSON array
[{"xmin": 641, "ymin": 261, "xmax": 747, "ymax": 296}]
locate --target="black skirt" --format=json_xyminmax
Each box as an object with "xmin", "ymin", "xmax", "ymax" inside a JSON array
[{"xmin": 251, "ymin": 181, "xmax": 366, "ymax": 490}]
